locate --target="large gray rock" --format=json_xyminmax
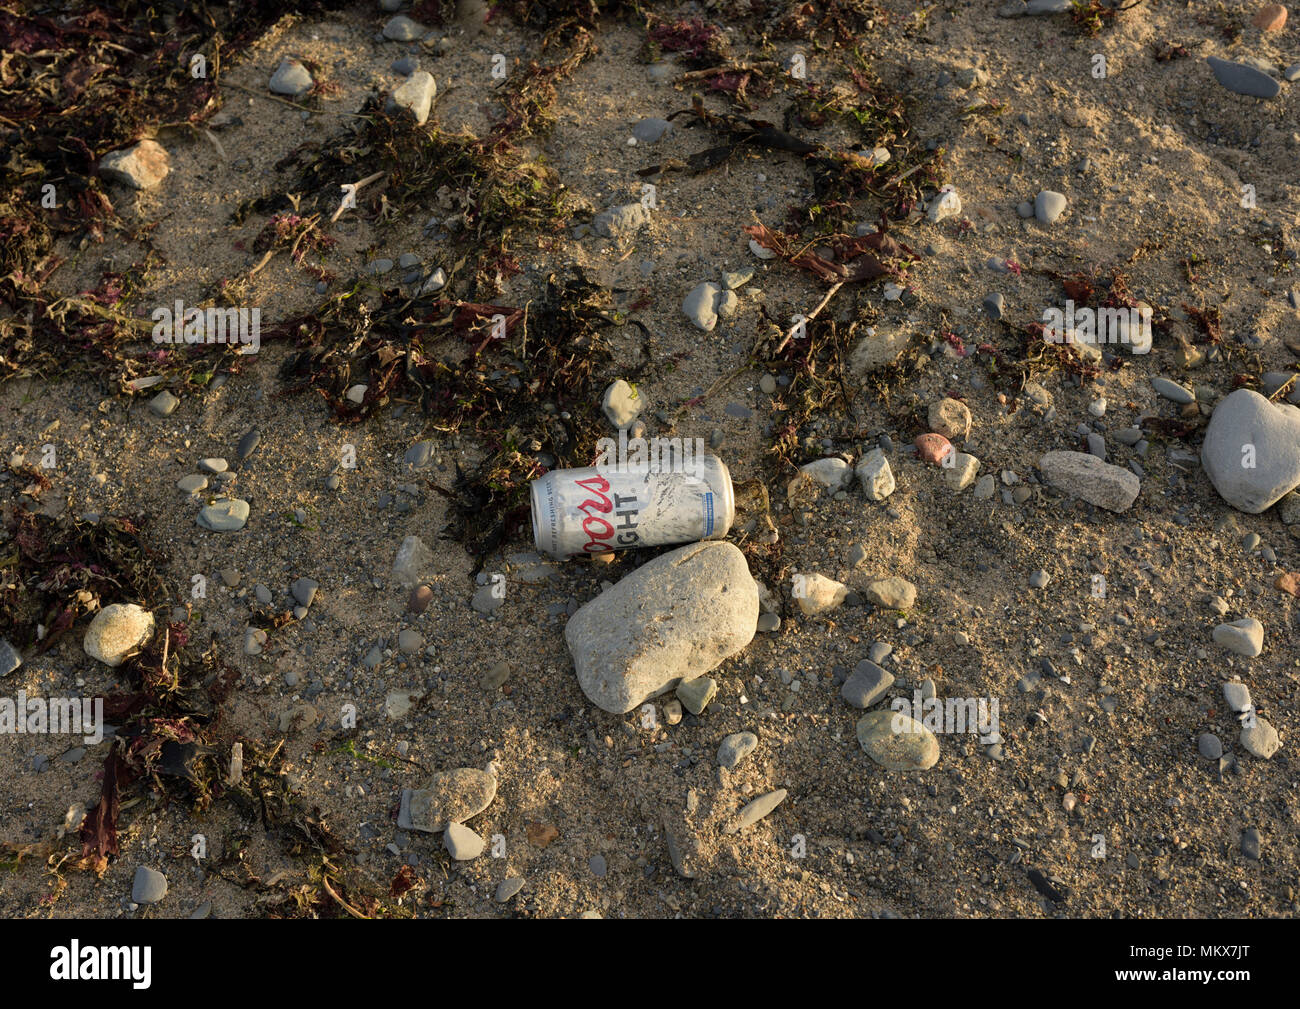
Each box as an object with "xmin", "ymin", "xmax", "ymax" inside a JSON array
[
  {"xmin": 565, "ymin": 541, "xmax": 758, "ymax": 713},
  {"xmin": 1038, "ymin": 450, "xmax": 1140, "ymax": 512},
  {"xmin": 83, "ymin": 604, "xmax": 155, "ymax": 667},
  {"xmin": 1201, "ymin": 389, "xmax": 1300, "ymax": 513}
]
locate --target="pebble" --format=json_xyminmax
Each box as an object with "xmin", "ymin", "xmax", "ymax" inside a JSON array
[
  {"xmin": 444, "ymin": 822, "xmax": 486, "ymax": 860},
  {"xmin": 1240, "ymin": 719, "xmax": 1281, "ymax": 759},
  {"xmin": 99, "ymin": 139, "xmax": 170, "ymax": 190},
  {"xmin": 943, "ymin": 452, "xmax": 980, "ymax": 490},
  {"xmin": 1034, "ymin": 190, "xmax": 1067, "ymax": 224},
  {"xmin": 588, "ymin": 854, "xmax": 607, "ymax": 877},
  {"xmin": 683, "ymin": 281, "xmax": 721, "ymax": 332},
  {"xmin": 1241, "ymin": 828, "xmax": 1262, "ymax": 861},
  {"xmin": 723, "ymin": 789, "xmax": 787, "ymax": 834},
  {"xmin": 757, "ymin": 612, "xmax": 780, "ymax": 633},
  {"xmin": 915, "ymin": 433, "xmax": 953, "ymax": 464},
  {"xmin": 400, "ymin": 768, "xmax": 497, "ymax": 832},
  {"xmin": 291, "ymin": 577, "xmax": 318, "ymax": 608},
  {"xmin": 83, "ymin": 604, "xmax": 154, "ymax": 667},
  {"xmin": 722, "ymin": 268, "xmax": 753, "ymax": 290},
  {"xmin": 1029, "ymin": 569, "xmax": 1050, "ymax": 589},
  {"xmin": 927, "ymin": 186, "xmax": 962, "ymax": 223},
  {"xmin": 495, "ymin": 877, "xmax": 525, "ymax": 902},
  {"xmin": 663, "ymin": 698, "xmax": 683, "ymax": 725},
  {"xmin": 632, "ymin": 117, "xmax": 672, "ymax": 143},
  {"xmin": 197, "ymin": 499, "xmax": 250, "ymax": 532},
  {"xmin": 928, "ymin": 397, "xmax": 972, "ymax": 439},
  {"xmin": 198, "ymin": 457, "xmax": 228, "ymax": 473},
  {"xmin": 602, "ymin": 379, "xmax": 643, "ymax": 429},
  {"xmin": 1253, "ymin": 4, "xmax": 1287, "ymax": 31},
  {"xmin": 236, "ymin": 428, "xmax": 260, "ymax": 461},
  {"xmin": 382, "ymin": 15, "xmax": 425, "ymax": 41},
  {"xmin": 391, "ymin": 55, "xmax": 419, "ymax": 75},
  {"xmin": 983, "ymin": 292, "xmax": 1005, "ymax": 320},
  {"xmin": 1038, "ymin": 450, "xmax": 1140, "ymax": 512},
  {"xmin": 398, "ymin": 629, "xmax": 424, "ymax": 653},
  {"xmin": 749, "ymin": 238, "xmax": 777, "ymax": 260},
  {"xmin": 1152, "ymin": 376, "xmax": 1194, "ymax": 404},
  {"xmin": 131, "ymin": 866, "xmax": 168, "ymax": 905},
  {"xmin": 0, "ymin": 639, "xmax": 20, "ymax": 677},
  {"xmin": 717, "ymin": 731, "xmax": 758, "ymax": 769},
  {"xmin": 566, "ymin": 542, "xmax": 756, "ymax": 713},
  {"xmin": 1213, "ymin": 618, "xmax": 1264, "ymax": 657},
  {"xmin": 856, "ymin": 449, "xmax": 895, "ymax": 500},
  {"xmin": 386, "ymin": 71, "xmax": 436, "ymax": 124},
  {"xmin": 1223, "ymin": 681, "xmax": 1252, "ymax": 713},
  {"xmin": 676, "ymin": 676, "xmax": 717, "ymax": 715},
  {"xmin": 857, "ymin": 710, "xmax": 939, "ymax": 770},
  {"xmin": 864, "ymin": 576, "xmax": 916, "ymax": 610},
  {"xmin": 1205, "ymin": 55, "xmax": 1281, "ymax": 99},
  {"xmin": 1198, "ymin": 732, "xmax": 1224, "ymax": 759},
  {"xmin": 471, "ymin": 584, "xmax": 504, "ymax": 614},
  {"xmin": 149, "ymin": 390, "xmax": 179, "ymax": 416},
  {"xmin": 269, "ymin": 57, "xmax": 313, "ymax": 97},
  {"xmin": 800, "ymin": 457, "xmax": 852, "ymax": 490},
  {"xmin": 592, "ymin": 202, "xmax": 651, "ymax": 240},
  {"xmin": 176, "ymin": 474, "xmax": 208, "ymax": 494},
  {"xmin": 795, "ymin": 573, "xmax": 849, "ymax": 615},
  {"xmin": 392, "ymin": 535, "xmax": 432, "ymax": 588},
  {"xmin": 841, "ymin": 660, "xmax": 895, "ymax": 708}
]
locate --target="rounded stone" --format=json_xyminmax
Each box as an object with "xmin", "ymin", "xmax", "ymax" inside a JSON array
[
  {"xmin": 83, "ymin": 604, "xmax": 155, "ymax": 667},
  {"xmin": 857, "ymin": 710, "xmax": 940, "ymax": 770}
]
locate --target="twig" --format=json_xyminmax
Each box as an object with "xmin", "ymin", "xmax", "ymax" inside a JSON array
[
  {"xmin": 219, "ymin": 81, "xmax": 372, "ymax": 119},
  {"xmin": 331, "ymin": 171, "xmax": 386, "ymax": 224},
  {"xmin": 775, "ymin": 281, "xmax": 844, "ymax": 354},
  {"xmin": 680, "ymin": 60, "xmax": 780, "ymax": 81},
  {"xmin": 319, "ymin": 872, "xmax": 370, "ymax": 919}
]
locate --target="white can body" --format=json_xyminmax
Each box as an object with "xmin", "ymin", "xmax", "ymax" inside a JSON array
[{"xmin": 530, "ymin": 454, "xmax": 735, "ymax": 558}]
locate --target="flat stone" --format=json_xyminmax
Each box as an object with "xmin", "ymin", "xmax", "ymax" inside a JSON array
[
  {"xmin": 1213, "ymin": 618, "xmax": 1264, "ymax": 657},
  {"xmin": 269, "ymin": 57, "xmax": 313, "ymax": 96},
  {"xmin": 943, "ymin": 451, "xmax": 980, "ymax": 490},
  {"xmin": 149, "ymin": 390, "xmax": 179, "ymax": 416},
  {"xmin": 404, "ymin": 441, "xmax": 434, "ymax": 468},
  {"xmin": 566, "ymin": 542, "xmax": 757, "ymax": 713},
  {"xmin": 236, "ymin": 429, "xmax": 260, "ymax": 461},
  {"xmin": 676, "ymin": 675, "xmax": 717, "ymax": 715},
  {"xmin": 841, "ymin": 660, "xmax": 895, "ymax": 709},
  {"xmin": 398, "ymin": 629, "xmax": 423, "ymax": 653},
  {"xmin": 1241, "ymin": 828, "xmax": 1262, "ymax": 861},
  {"xmin": 400, "ymin": 768, "xmax": 496, "ymax": 832},
  {"xmin": 849, "ymin": 323, "xmax": 910, "ymax": 374},
  {"xmin": 291, "ymin": 577, "xmax": 318, "ymax": 608},
  {"xmin": 857, "ymin": 710, "xmax": 940, "ymax": 770},
  {"xmin": 928, "ymin": 397, "xmax": 972, "ymax": 439},
  {"xmin": 197, "ymin": 499, "xmax": 249, "ymax": 531},
  {"xmin": 1240, "ymin": 718, "xmax": 1281, "ymax": 759},
  {"xmin": 443, "ymin": 822, "xmax": 485, "ymax": 860},
  {"xmin": 176, "ymin": 474, "xmax": 208, "ymax": 494},
  {"xmin": 495, "ymin": 877, "xmax": 525, "ymax": 902},
  {"xmin": 800, "ymin": 457, "xmax": 852, "ymax": 489},
  {"xmin": 1253, "ymin": 4, "xmax": 1288, "ymax": 31},
  {"xmin": 717, "ymin": 731, "xmax": 758, "ymax": 769},
  {"xmin": 1038, "ymin": 450, "xmax": 1140, "ymax": 512},
  {"xmin": 1223, "ymin": 681, "xmax": 1252, "ymax": 713},
  {"xmin": 864, "ymin": 576, "xmax": 916, "ymax": 610},
  {"xmin": 1197, "ymin": 732, "xmax": 1223, "ymax": 759},
  {"xmin": 1201, "ymin": 389, "xmax": 1300, "ymax": 513},
  {"xmin": 631, "ymin": 117, "xmax": 672, "ymax": 143},
  {"xmin": 99, "ymin": 140, "xmax": 170, "ymax": 190},
  {"xmin": 723, "ymin": 789, "xmax": 787, "ymax": 834},
  {"xmin": 386, "ymin": 70, "xmax": 436, "ymax": 124},
  {"xmin": 83, "ymin": 603, "xmax": 154, "ymax": 667},
  {"xmin": 198, "ymin": 457, "xmax": 228, "ymax": 473},
  {"xmin": 916, "ymin": 433, "xmax": 952, "ymax": 464},
  {"xmin": 131, "ymin": 866, "xmax": 168, "ymax": 905},
  {"xmin": 1152, "ymin": 376, "xmax": 1195, "ymax": 404},
  {"xmin": 392, "ymin": 535, "xmax": 432, "ymax": 588},
  {"xmin": 1206, "ymin": 56, "xmax": 1281, "ymax": 99}
]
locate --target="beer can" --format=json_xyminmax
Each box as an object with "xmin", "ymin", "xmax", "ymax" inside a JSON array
[{"xmin": 530, "ymin": 453, "xmax": 735, "ymax": 558}]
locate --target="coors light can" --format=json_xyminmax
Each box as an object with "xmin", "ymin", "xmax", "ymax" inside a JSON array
[{"xmin": 530, "ymin": 451, "xmax": 735, "ymax": 558}]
